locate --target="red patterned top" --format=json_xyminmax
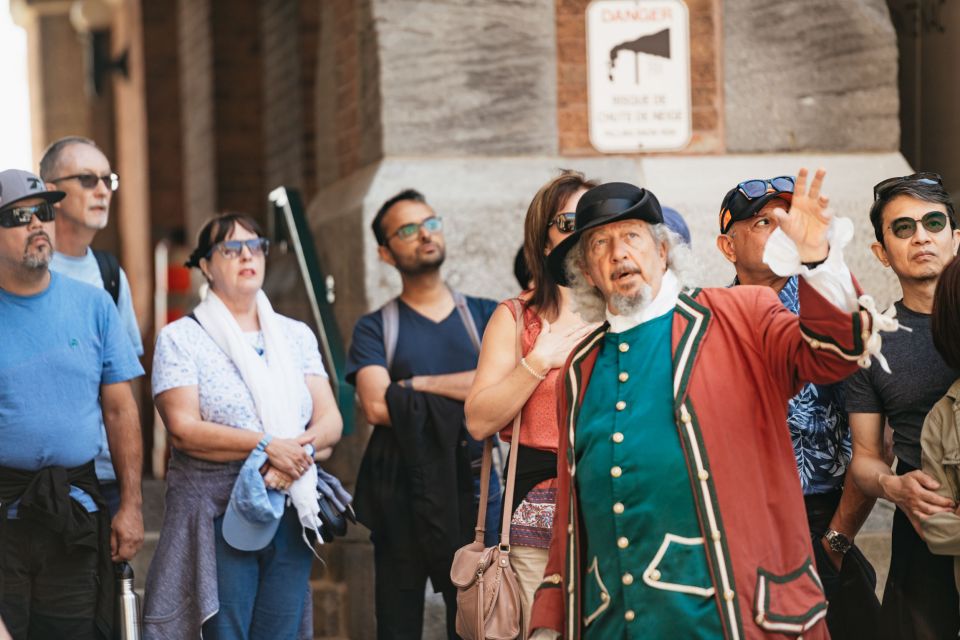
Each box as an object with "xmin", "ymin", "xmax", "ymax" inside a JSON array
[{"xmin": 499, "ymin": 299, "xmax": 561, "ymax": 454}]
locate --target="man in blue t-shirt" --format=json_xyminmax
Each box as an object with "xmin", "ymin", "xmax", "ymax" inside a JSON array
[
  {"xmin": 0, "ymin": 169, "xmax": 144, "ymax": 640},
  {"xmin": 347, "ymin": 189, "xmax": 498, "ymax": 640},
  {"xmin": 41, "ymin": 136, "xmax": 144, "ymax": 516}
]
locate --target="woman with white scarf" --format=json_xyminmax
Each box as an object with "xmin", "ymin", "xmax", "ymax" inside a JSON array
[{"xmin": 143, "ymin": 213, "xmax": 342, "ymax": 640}]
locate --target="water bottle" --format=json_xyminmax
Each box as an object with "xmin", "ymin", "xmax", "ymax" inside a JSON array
[{"xmin": 115, "ymin": 562, "xmax": 141, "ymax": 640}]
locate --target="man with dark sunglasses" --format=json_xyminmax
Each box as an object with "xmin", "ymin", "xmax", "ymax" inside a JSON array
[
  {"xmin": 716, "ymin": 176, "xmax": 879, "ymax": 638},
  {"xmin": 0, "ymin": 168, "xmax": 144, "ymax": 639},
  {"xmin": 845, "ymin": 172, "xmax": 960, "ymax": 639},
  {"xmin": 39, "ymin": 136, "xmax": 144, "ymax": 517}
]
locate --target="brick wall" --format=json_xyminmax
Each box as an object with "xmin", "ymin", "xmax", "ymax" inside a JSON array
[
  {"xmin": 177, "ymin": 0, "xmax": 216, "ymax": 238},
  {"xmin": 314, "ymin": 0, "xmax": 382, "ymax": 188},
  {"xmin": 299, "ymin": 0, "xmax": 320, "ymax": 202},
  {"xmin": 555, "ymin": 0, "xmax": 724, "ymax": 155},
  {"xmin": 211, "ymin": 0, "xmax": 265, "ymax": 220},
  {"xmin": 142, "ymin": 0, "xmax": 184, "ymax": 243},
  {"xmin": 262, "ymin": 0, "xmax": 304, "ymax": 196}
]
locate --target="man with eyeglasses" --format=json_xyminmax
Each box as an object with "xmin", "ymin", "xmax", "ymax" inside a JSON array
[
  {"xmin": 716, "ymin": 176, "xmax": 879, "ymax": 638},
  {"xmin": 39, "ymin": 136, "xmax": 143, "ymax": 517},
  {"xmin": 346, "ymin": 189, "xmax": 500, "ymax": 639},
  {"xmin": 0, "ymin": 169, "xmax": 144, "ymax": 639},
  {"xmin": 845, "ymin": 172, "xmax": 960, "ymax": 639}
]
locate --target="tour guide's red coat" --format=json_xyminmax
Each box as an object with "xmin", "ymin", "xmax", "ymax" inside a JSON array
[{"xmin": 530, "ymin": 279, "xmax": 872, "ymax": 640}]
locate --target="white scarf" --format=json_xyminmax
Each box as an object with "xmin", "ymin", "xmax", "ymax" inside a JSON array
[{"xmin": 194, "ymin": 289, "xmax": 322, "ymax": 547}]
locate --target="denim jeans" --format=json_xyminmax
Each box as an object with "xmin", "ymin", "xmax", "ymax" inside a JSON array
[{"xmin": 202, "ymin": 507, "xmax": 314, "ymax": 640}]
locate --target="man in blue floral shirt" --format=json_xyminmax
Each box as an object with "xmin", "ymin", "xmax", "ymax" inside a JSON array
[{"xmin": 716, "ymin": 176, "xmax": 879, "ymax": 638}]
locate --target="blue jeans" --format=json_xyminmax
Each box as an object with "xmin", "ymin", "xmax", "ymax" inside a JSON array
[{"xmin": 202, "ymin": 507, "xmax": 314, "ymax": 640}]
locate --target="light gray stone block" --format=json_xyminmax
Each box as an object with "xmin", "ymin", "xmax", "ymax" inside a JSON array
[
  {"xmin": 310, "ymin": 153, "xmax": 908, "ymax": 318},
  {"xmin": 724, "ymin": 0, "xmax": 899, "ymax": 153},
  {"xmin": 373, "ymin": 0, "xmax": 559, "ymax": 156}
]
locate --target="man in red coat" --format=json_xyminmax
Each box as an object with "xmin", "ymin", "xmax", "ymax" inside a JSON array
[{"xmin": 528, "ymin": 169, "xmax": 894, "ymax": 639}]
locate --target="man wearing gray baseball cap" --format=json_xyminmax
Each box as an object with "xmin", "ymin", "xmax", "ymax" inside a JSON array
[{"xmin": 0, "ymin": 168, "xmax": 145, "ymax": 640}]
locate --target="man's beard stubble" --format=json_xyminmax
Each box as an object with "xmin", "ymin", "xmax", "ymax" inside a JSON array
[
  {"xmin": 610, "ymin": 283, "xmax": 653, "ymax": 317},
  {"xmin": 392, "ymin": 246, "xmax": 446, "ymax": 276},
  {"xmin": 23, "ymin": 231, "xmax": 52, "ymax": 270}
]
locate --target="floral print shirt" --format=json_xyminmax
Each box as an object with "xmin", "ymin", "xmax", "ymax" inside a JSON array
[{"xmin": 779, "ymin": 276, "xmax": 851, "ymax": 495}]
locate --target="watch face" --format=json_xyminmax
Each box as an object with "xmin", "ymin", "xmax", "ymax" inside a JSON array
[{"xmin": 827, "ymin": 531, "xmax": 851, "ymax": 553}]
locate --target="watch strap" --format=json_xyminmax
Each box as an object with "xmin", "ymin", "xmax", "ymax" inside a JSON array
[{"xmin": 825, "ymin": 529, "xmax": 852, "ymax": 554}]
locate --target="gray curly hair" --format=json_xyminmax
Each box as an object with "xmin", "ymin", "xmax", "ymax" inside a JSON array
[{"xmin": 563, "ymin": 222, "xmax": 698, "ymax": 322}]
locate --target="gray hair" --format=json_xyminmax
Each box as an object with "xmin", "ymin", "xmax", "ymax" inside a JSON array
[
  {"xmin": 564, "ymin": 222, "xmax": 698, "ymax": 323},
  {"xmin": 39, "ymin": 136, "xmax": 99, "ymax": 181}
]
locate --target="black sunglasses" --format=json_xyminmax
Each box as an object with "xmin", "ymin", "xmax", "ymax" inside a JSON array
[
  {"xmin": 51, "ymin": 173, "xmax": 120, "ymax": 192},
  {"xmin": 887, "ymin": 211, "xmax": 950, "ymax": 240},
  {"xmin": 206, "ymin": 237, "xmax": 270, "ymax": 259},
  {"xmin": 0, "ymin": 203, "xmax": 56, "ymax": 228},
  {"xmin": 873, "ymin": 172, "xmax": 942, "ymax": 201},
  {"xmin": 738, "ymin": 176, "xmax": 795, "ymax": 200},
  {"xmin": 547, "ymin": 212, "xmax": 576, "ymax": 233}
]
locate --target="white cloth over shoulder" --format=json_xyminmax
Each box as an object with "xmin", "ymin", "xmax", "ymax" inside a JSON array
[
  {"xmin": 193, "ymin": 290, "xmax": 323, "ymax": 545},
  {"xmin": 763, "ymin": 216, "xmax": 903, "ymax": 372}
]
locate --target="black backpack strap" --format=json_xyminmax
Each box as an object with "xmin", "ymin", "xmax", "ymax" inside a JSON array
[{"xmin": 92, "ymin": 249, "xmax": 121, "ymax": 306}]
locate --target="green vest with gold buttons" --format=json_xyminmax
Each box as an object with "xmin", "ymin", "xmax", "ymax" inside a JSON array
[{"xmin": 574, "ymin": 310, "xmax": 723, "ymax": 639}]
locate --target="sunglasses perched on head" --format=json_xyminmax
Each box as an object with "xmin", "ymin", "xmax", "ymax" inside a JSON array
[
  {"xmin": 0, "ymin": 203, "xmax": 56, "ymax": 228},
  {"xmin": 207, "ymin": 237, "xmax": 270, "ymax": 259},
  {"xmin": 887, "ymin": 211, "xmax": 950, "ymax": 239},
  {"xmin": 873, "ymin": 172, "xmax": 941, "ymax": 201},
  {"xmin": 737, "ymin": 176, "xmax": 795, "ymax": 200},
  {"xmin": 547, "ymin": 212, "xmax": 577, "ymax": 233},
  {"xmin": 50, "ymin": 173, "xmax": 120, "ymax": 192},
  {"xmin": 389, "ymin": 216, "xmax": 443, "ymax": 242}
]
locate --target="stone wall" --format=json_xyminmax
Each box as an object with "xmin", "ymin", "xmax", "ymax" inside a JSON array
[
  {"xmin": 375, "ymin": 0, "xmax": 559, "ymax": 157},
  {"xmin": 724, "ymin": 0, "xmax": 900, "ymax": 153}
]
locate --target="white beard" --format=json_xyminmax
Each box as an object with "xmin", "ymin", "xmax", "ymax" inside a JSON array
[{"xmin": 609, "ymin": 283, "xmax": 653, "ymax": 317}]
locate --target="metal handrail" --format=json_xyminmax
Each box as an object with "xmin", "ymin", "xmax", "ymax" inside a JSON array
[{"xmin": 268, "ymin": 186, "xmax": 354, "ymax": 431}]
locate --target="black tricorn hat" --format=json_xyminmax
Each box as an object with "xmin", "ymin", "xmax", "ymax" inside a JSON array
[{"xmin": 546, "ymin": 182, "xmax": 663, "ymax": 286}]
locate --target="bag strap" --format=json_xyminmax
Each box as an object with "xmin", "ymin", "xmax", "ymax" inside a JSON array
[
  {"xmin": 92, "ymin": 249, "xmax": 121, "ymax": 306},
  {"xmin": 381, "ymin": 298, "xmax": 400, "ymax": 371},
  {"xmin": 451, "ymin": 289, "xmax": 482, "ymax": 354},
  {"xmin": 472, "ymin": 298, "xmax": 524, "ymax": 547}
]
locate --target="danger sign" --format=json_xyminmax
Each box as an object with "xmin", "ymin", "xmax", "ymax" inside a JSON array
[{"xmin": 586, "ymin": 0, "xmax": 692, "ymax": 152}]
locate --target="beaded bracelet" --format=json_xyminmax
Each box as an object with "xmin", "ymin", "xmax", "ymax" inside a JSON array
[
  {"xmin": 520, "ymin": 356, "xmax": 547, "ymax": 381},
  {"xmin": 256, "ymin": 434, "xmax": 274, "ymax": 452}
]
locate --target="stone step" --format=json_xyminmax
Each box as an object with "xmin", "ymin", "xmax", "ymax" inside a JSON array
[{"xmin": 310, "ymin": 578, "xmax": 348, "ymax": 639}]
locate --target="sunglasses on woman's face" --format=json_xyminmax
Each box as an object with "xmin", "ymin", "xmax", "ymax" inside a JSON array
[
  {"xmin": 547, "ymin": 212, "xmax": 577, "ymax": 234},
  {"xmin": 887, "ymin": 211, "xmax": 950, "ymax": 240},
  {"xmin": 0, "ymin": 203, "xmax": 56, "ymax": 228},
  {"xmin": 207, "ymin": 237, "xmax": 270, "ymax": 259}
]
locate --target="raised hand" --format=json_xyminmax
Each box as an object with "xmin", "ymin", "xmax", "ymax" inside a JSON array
[
  {"xmin": 770, "ymin": 167, "xmax": 832, "ymax": 263},
  {"xmin": 526, "ymin": 319, "xmax": 599, "ymax": 373}
]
